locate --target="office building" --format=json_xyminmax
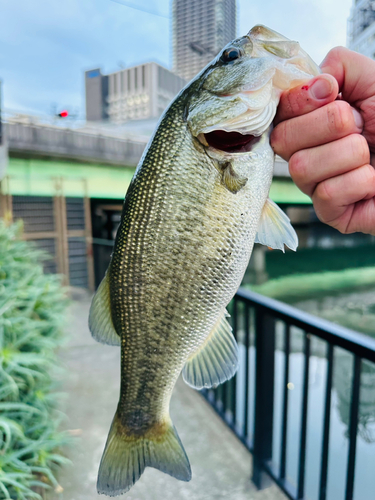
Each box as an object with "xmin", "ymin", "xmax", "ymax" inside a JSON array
[
  {"xmin": 85, "ymin": 69, "xmax": 109, "ymax": 121},
  {"xmin": 348, "ymin": 0, "xmax": 375, "ymax": 58},
  {"xmin": 172, "ymin": 0, "xmax": 237, "ymax": 81},
  {"xmin": 85, "ymin": 63, "xmax": 186, "ymax": 123}
]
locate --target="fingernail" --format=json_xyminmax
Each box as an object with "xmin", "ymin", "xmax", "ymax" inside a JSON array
[
  {"xmin": 352, "ymin": 108, "xmax": 364, "ymax": 130},
  {"xmin": 310, "ymin": 77, "xmax": 333, "ymax": 100}
]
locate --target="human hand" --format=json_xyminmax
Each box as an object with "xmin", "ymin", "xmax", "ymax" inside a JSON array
[{"xmin": 271, "ymin": 47, "xmax": 375, "ymax": 235}]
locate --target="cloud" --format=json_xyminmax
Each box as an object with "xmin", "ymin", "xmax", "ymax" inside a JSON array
[
  {"xmin": 0, "ymin": 0, "xmax": 353, "ymax": 115},
  {"xmin": 238, "ymin": 0, "xmax": 352, "ymax": 65},
  {"xmin": 0, "ymin": 0, "xmax": 170, "ymax": 114}
]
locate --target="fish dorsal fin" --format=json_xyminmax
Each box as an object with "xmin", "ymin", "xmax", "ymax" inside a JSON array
[
  {"xmin": 182, "ymin": 311, "xmax": 238, "ymax": 390},
  {"xmin": 255, "ymin": 197, "xmax": 298, "ymax": 252},
  {"xmin": 89, "ymin": 273, "xmax": 121, "ymax": 346}
]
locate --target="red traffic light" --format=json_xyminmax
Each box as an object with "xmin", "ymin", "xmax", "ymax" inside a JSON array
[{"xmin": 58, "ymin": 110, "xmax": 69, "ymax": 118}]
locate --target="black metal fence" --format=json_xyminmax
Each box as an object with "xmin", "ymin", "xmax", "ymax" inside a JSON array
[{"xmin": 202, "ymin": 288, "xmax": 375, "ymax": 500}]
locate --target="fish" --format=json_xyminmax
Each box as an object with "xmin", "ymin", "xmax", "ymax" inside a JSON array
[{"xmin": 89, "ymin": 25, "xmax": 319, "ymax": 496}]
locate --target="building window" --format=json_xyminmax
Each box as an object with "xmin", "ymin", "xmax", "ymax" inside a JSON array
[{"xmin": 142, "ymin": 65, "xmax": 146, "ymax": 89}]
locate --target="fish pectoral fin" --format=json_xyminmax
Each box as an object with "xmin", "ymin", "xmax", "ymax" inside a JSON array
[
  {"xmin": 255, "ymin": 197, "xmax": 298, "ymax": 252},
  {"xmin": 182, "ymin": 310, "xmax": 238, "ymax": 390},
  {"xmin": 88, "ymin": 273, "xmax": 121, "ymax": 346},
  {"xmin": 97, "ymin": 412, "xmax": 191, "ymax": 496},
  {"xmin": 220, "ymin": 161, "xmax": 248, "ymax": 194}
]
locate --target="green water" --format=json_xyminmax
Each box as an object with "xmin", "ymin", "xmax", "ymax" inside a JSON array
[
  {"xmin": 240, "ymin": 224, "xmax": 375, "ymax": 500},
  {"xmin": 266, "ymin": 244, "xmax": 375, "ymax": 280},
  {"xmin": 244, "ymin": 228, "xmax": 375, "ymax": 336}
]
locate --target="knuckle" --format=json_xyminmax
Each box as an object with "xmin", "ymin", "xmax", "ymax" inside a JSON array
[
  {"xmin": 314, "ymin": 180, "xmax": 333, "ymax": 206},
  {"xmin": 289, "ymin": 151, "xmax": 307, "ymax": 183},
  {"xmin": 330, "ymin": 215, "xmax": 353, "ymax": 235},
  {"xmin": 271, "ymin": 123, "xmax": 291, "ymax": 160},
  {"xmin": 349, "ymin": 134, "xmax": 370, "ymax": 165},
  {"xmin": 362, "ymin": 163, "xmax": 375, "ymax": 185},
  {"xmin": 326, "ymin": 101, "xmax": 352, "ymax": 135},
  {"xmin": 285, "ymin": 88, "xmax": 303, "ymax": 115},
  {"xmin": 322, "ymin": 46, "xmax": 348, "ymax": 69},
  {"xmin": 328, "ymin": 46, "xmax": 347, "ymax": 61}
]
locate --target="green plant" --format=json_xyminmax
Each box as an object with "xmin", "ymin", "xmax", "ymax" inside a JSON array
[{"xmin": 0, "ymin": 220, "xmax": 70, "ymax": 499}]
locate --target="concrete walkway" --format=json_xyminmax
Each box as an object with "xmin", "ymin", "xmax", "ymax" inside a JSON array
[{"xmin": 57, "ymin": 289, "xmax": 287, "ymax": 500}]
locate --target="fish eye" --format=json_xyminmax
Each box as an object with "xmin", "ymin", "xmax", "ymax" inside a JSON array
[{"xmin": 221, "ymin": 47, "xmax": 241, "ymax": 64}]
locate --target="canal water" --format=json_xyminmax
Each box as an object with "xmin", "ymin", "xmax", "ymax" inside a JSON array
[{"xmin": 241, "ymin": 211, "xmax": 375, "ymax": 500}]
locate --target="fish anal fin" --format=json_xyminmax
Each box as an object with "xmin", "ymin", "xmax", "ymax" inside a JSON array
[
  {"xmin": 255, "ymin": 197, "xmax": 298, "ymax": 252},
  {"xmin": 88, "ymin": 273, "xmax": 120, "ymax": 346},
  {"xmin": 97, "ymin": 411, "xmax": 191, "ymax": 496},
  {"xmin": 182, "ymin": 310, "xmax": 239, "ymax": 390}
]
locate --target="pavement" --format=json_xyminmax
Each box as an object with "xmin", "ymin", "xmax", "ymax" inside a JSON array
[{"xmin": 57, "ymin": 288, "xmax": 287, "ymax": 500}]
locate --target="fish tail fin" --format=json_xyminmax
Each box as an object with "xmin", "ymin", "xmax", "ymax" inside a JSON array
[{"xmin": 97, "ymin": 410, "xmax": 191, "ymax": 496}]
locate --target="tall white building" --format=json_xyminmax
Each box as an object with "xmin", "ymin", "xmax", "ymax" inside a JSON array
[
  {"xmin": 172, "ymin": 0, "xmax": 237, "ymax": 81},
  {"xmin": 348, "ymin": 0, "xmax": 375, "ymax": 57},
  {"xmin": 85, "ymin": 63, "xmax": 186, "ymax": 123}
]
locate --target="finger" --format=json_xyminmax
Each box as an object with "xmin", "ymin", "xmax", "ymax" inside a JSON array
[
  {"xmin": 321, "ymin": 46, "xmax": 375, "ymax": 105},
  {"xmin": 345, "ymin": 198, "xmax": 375, "ymax": 235},
  {"xmin": 312, "ymin": 164, "xmax": 375, "ymax": 232},
  {"xmin": 271, "ymin": 100, "xmax": 364, "ymax": 160},
  {"xmin": 274, "ymin": 74, "xmax": 338, "ymax": 125},
  {"xmin": 289, "ymin": 134, "xmax": 370, "ymax": 197}
]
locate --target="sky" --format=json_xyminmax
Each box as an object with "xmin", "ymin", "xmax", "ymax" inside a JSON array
[{"xmin": 0, "ymin": 0, "xmax": 353, "ymax": 117}]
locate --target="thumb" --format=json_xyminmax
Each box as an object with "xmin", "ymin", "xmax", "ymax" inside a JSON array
[{"xmin": 274, "ymin": 74, "xmax": 338, "ymax": 125}]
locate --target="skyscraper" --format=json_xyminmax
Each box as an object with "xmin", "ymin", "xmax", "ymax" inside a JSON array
[
  {"xmin": 172, "ymin": 0, "xmax": 237, "ymax": 81},
  {"xmin": 348, "ymin": 0, "xmax": 375, "ymax": 58}
]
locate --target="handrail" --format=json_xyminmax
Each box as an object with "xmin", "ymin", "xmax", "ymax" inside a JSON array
[
  {"xmin": 236, "ymin": 288, "xmax": 375, "ymax": 362},
  {"xmin": 202, "ymin": 286, "xmax": 375, "ymax": 500}
]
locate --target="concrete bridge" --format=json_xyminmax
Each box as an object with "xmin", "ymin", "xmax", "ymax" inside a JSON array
[
  {"xmin": 5, "ymin": 118, "xmax": 291, "ymax": 175},
  {"xmin": 0, "ymin": 116, "xmax": 312, "ymax": 291},
  {"xmin": 5, "ymin": 120, "xmax": 146, "ymax": 167}
]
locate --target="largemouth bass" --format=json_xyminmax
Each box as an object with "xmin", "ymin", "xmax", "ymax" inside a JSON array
[{"xmin": 89, "ymin": 25, "xmax": 319, "ymax": 496}]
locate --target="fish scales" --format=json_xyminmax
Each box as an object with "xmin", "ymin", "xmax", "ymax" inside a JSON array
[
  {"xmin": 89, "ymin": 24, "xmax": 320, "ymax": 496},
  {"xmin": 112, "ymin": 97, "xmax": 258, "ymax": 426}
]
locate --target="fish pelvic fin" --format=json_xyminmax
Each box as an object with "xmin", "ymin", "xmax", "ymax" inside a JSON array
[
  {"xmin": 97, "ymin": 411, "xmax": 191, "ymax": 496},
  {"xmin": 89, "ymin": 273, "xmax": 121, "ymax": 346},
  {"xmin": 182, "ymin": 310, "xmax": 239, "ymax": 390}
]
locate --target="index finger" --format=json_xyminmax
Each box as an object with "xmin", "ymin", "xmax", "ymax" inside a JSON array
[
  {"xmin": 274, "ymin": 74, "xmax": 339, "ymax": 125},
  {"xmin": 321, "ymin": 46, "xmax": 375, "ymax": 104}
]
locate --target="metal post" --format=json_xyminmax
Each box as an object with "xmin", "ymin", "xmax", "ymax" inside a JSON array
[
  {"xmin": 280, "ymin": 324, "xmax": 291, "ymax": 481},
  {"xmin": 54, "ymin": 178, "xmax": 69, "ymax": 285},
  {"xmin": 297, "ymin": 333, "xmax": 311, "ymax": 499},
  {"xmin": 84, "ymin": 180, "xmax": 95, "ymax": 292},
  {"xmin": 252, "ymin": 309, "xmax": 275, "ymax": 489},
  {"xmin": 319, "ymin": 343, "xmax": 334, "ymax": 500},
  {"xmin": 345, "ymin": 355, "xmax": 361, "ymax": 500}
]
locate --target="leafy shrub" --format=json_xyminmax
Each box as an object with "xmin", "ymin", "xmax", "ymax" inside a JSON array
[{"xmin": 0, "ymin": 220, "xmax": 70, "ymax": 499}]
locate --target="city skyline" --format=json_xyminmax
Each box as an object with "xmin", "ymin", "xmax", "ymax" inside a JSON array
[{"xmin": 0, "ymin": 0, "xmax": 352, "ymax": 117}]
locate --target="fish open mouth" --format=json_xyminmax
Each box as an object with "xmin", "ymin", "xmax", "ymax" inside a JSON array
[{"xmin": 201, "ymin": 130, "xmax": 261, "ymax": 153}]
